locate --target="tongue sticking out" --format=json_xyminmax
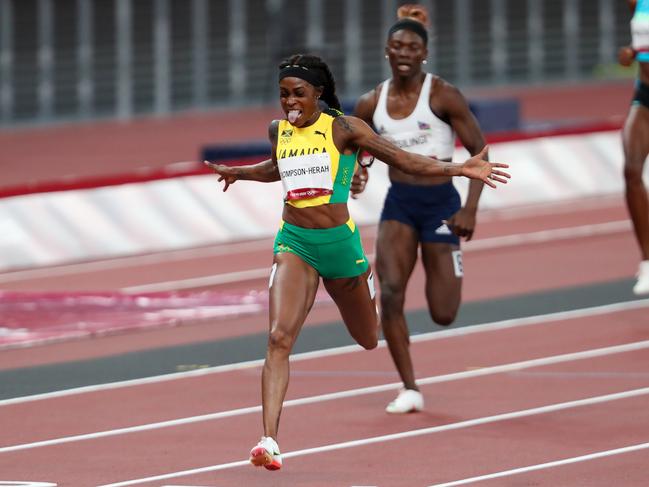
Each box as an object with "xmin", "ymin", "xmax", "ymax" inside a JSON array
[{"xmin": 288, "ymin": 110, "xmax": 300, "ymax": 124}]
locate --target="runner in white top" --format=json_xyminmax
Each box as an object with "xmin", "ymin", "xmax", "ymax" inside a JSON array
[
  {"xmin": 353, "ymin": 4, "xmax": 488, "ymax": 413},
  {"xmin": 619, "ymin": 0, "xmax": 649, "ymax": 295}
]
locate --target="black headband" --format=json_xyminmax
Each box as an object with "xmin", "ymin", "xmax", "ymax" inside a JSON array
[
  {"xmin": 278, "ymin": 65, "xmax": 323, "ymax": 87},
  {"xmin": 387, "ymin": 18, "xmax": 428, "ymax": 44}
]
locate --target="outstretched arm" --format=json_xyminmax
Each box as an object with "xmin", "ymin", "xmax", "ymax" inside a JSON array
[
  {"xmin": 436, "ymin": 81, "xmax": 487, "ymax": 239},
  {"xmin": 204, "ymin": 158, "xmax": 280, "ymax": 191},
  {"xmin": 440, "ymin": 82, "xmax": 486, "ymax": 207},
  {"xmin": 333, "ymin": 115, "xmax": 510, "ymax": 187},
  {"xmin": 204, "ymin": 121, "xmax": 281, "ymax": 191}
]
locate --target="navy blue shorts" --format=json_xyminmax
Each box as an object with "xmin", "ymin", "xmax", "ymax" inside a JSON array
[{"xmin": 379, "ymin": 181, "xmax": 461, "ymax": 244}]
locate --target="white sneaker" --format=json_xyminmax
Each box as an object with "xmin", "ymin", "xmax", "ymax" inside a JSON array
[
  {"xmin": 386, "ymin": 389, "xmax": 424, "ymax": 414},
  {"xmin": 633, "ymin": 260, "xmax": 649, "ymax": 295},
  {"xmin": 249, "ymin": 436, "xmax": 282, "ymax": 470}
]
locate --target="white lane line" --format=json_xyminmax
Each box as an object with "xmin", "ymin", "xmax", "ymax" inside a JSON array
[
  {"xmin": 121, "ymin": 220, "xmax": 631, "ymax": 292},
  {"xmin": 0, "ymin": 483, "xmax": 58, "ymax": 486},
  {"xmin": 2, "ymin": 338, "xmax": 648, "ymax": 454},
  {"xmin": 465, "ymin": 220, "xmax": 629, "ymax": 251},
  {"xmin": 0, "ymin": 238, "xmax": 273, "ymax": 284},
  {"xmin": 96, "ymin": 386, "xmax": 649, "ymax": 487},
  {"xmin": 409, "ymin": 298, "xmax": 649, "ymax": 345},
  {"xmin": 121, "ymin": 267, "xmax": 271, "ymax": 293},
  {"xmin": 476, "ymin": 194, "xmax": 623, "ymax": 222},
  {"xmin": 1, "ymin": 298, "xmax": 647, "ymax": 408},
  {"xmin": 427, "ymin": 441, "xmax": 649, "ymax": 486}
]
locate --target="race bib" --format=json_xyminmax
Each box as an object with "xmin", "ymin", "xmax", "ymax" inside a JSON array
[
  {"xmin": 278, "ymin": 152, "xmax": 333, "ymax": 200},
  {"xmin": 452, "ymin": 250, "xmax": 464, "ymax": 278},
  {"xmin": 367, "ymin": 271, "xmax": 376, "ymax": 299}
]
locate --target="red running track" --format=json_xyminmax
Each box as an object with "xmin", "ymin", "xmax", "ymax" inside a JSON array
[
  {"xmin": 0, "ymin": 196, "xmax": 648, "ymax": 486},
  {"xmin": 0, "ymin": 303, "xmax": 647, "ymax": 486}
]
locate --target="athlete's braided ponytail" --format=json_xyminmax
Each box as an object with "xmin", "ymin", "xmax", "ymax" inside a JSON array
[{"xmin": 278, "ymin": 54, "xmax": 342, "ymax": 113}]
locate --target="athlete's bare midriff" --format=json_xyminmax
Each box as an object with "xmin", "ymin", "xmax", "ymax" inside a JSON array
[{"xmin": 282, "ymin": 202, "xmax": 350, "ymax": 229}]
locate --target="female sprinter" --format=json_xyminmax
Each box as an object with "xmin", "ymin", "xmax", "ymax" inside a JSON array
[
  {"xmin": 206, "ymin": 53, "xmax": 509, "ymax": 470},
  {"xmin": 620, "ymin": 0, "xmax": 649, "ymax": 295},
  {"xmin": 352, "ymin": 4, "xmax": 488, "ymax": 413}
]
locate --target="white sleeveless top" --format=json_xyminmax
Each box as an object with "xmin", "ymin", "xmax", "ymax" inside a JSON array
[{"xmin": 372, "ymin": 73, "xmax": 455, "ymax": 160}]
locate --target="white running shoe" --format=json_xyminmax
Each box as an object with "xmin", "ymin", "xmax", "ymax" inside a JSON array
[
  {"xmin": 386, "ymin": 389, "xmax": 424, "ymax": 414},
  {"xmin": 249, "ymin": 436, "xmax": 282, "ymax": 470},
  {"xmin": 633, "ymin": 260, "xmax": 649, "ymax": 296}
]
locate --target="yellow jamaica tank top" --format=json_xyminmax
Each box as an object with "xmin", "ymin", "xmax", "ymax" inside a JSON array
[{"xmin": 276, "ymin": 111, "xmax": 357, "ymax": 208}]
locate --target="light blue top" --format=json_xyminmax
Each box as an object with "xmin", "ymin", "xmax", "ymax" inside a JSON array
[{"xmin": 636, "ymin": 0, "xmax": 649, "ymax": 14}]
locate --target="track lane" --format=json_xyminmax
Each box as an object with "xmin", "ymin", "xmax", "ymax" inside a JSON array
[
  {"xmin": 2, "ymin": 349, "xmax": 645, "ymax": 486},
  {"xmin": 1, "ymin": 304, "xmax": 646, "ymax": 447},
  {"xmin": 0, "ymin": 306, "xmax": 647, "ymax": 486},
  {"xmin": 133, "ymin": 393, "xmax": 648, "ymax": 487},
  {"xmin": 445, "ymin": 446, "xmax": 649, "ymax": 486}
]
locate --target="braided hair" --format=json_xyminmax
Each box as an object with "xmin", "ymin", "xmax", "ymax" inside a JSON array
[
  {"xmin": 396, "ymin": 3, "xmax": 430, "ymax": 26},
  {"xmin": 278, "ymin": 54, "xmax": 342, "ymax": 113}
]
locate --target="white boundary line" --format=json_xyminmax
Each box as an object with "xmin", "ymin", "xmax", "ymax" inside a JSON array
[
  {"xmin": 427, "ymin": 441, "xmax": 649, "ymax": 486},
  {"xmin": 1, "ymin": 298, "xmax": 647, "ymax": 408},
  {"xmin": 121, "ymin": 267, "xmax": 270, "ymax": 293},
  {"xmin": 96, "ymin": 387, "xmax": 649, "ymax": 487},
  {"xmin": 0, "ymin": 238, "xmax": 273, "ymax": 284},
  {"xmin": 121, "ymin": 220, "xmax": 631, "ymax": 292},
  {"xmin": 2, "ymin": 338, "xmax": 648, "ymax": 454},
  {"xmin": 0, "ymin": 483, "xmax": 57, "ymax": 486},
  {"xmin": 465, "ymin": 220, "xmax": 629, "ymax": 251}
]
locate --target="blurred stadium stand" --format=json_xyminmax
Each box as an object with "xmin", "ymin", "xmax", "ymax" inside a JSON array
[
  {"xmin": 0, "ymin": 0, "xmax": 636, "ymax": 188},
  {"xmin": 0, "ymin": 0, "xmax": 634, "ymax": 126}
]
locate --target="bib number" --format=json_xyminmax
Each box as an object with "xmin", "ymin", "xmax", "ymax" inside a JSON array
[{"xmin": 452, "ymin": 250, "xmax": 464, "ymax": 278}]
